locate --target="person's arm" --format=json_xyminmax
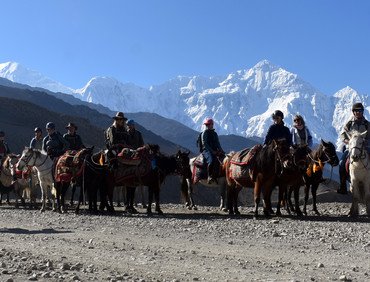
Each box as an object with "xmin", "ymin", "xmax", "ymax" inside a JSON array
[
  {"xmin": 77, "ymin": 135, "xmax": 85, "ymax": 149},
  {"xmin": 214, "ymin": 132, "xmax": 224, "ymax": 153},
  {"xmin": 201, "ymin": 131, "xmax": 213, "ymax": 153},
  {"xmin": 340, "ymin": 121, "xmax": 351, "ymax": 145},
  {"xmin": 264, "ymin": 126, "xmax": 272, "ymax": 145},
  {"xmin": 306, "ymin": 128, "xmax": 313, "ymax": 147},
  {"xmin": 30, "ymin": 138, "xmax": 35, "ymax": 149},
  {"xmin": 290, "ymin": 128, "xmax": 296, "ymax": 145},
  {"xmin": 138, "ymin": 131, "xmax": 144, "ymax": 147}
]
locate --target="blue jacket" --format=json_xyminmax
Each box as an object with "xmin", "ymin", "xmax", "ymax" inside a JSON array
[
  {"xmin": 264, "ymin": 122, "xmax": 292, "ymax": 146},
  {"xmin": 201, "ymin": 129, "xmax": 223, "ymax": 153}
]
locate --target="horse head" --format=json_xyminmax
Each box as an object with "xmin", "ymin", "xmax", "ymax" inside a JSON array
[
  {"xmin": 17, "ymin": 147, "xmax": 37, "ymax": 170},
  {"xmin": 72, "ymin": 146, "xmax": 94, "ymax": 165},
  {"xmin": 319, "ymin": 139, "xmax": 339, "ymax": 166},
  {"xmin": 348, "ymin": 131, "xmax": 368, "ymax": 162},
  {"xmin": 272, "ymin": 139, "xmax": 293, "ymax": 170},
  {"xmin": 175, "ymin": 149, "xmax": 191, "ymax": 177},
  {"xmin": 291, "ymin": 144, "xmax": 310, "ymax": 172}
]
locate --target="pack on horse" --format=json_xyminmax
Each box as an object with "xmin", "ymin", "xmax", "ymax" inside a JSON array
[
  {"xmin": 182, "ymin": 151, "xmax": 227, "ymax": 211},
  {"xmin": 225, "ymin": 139, "xmax": 292, "ymax": 217},
  {"xmin": 287, "ymin": 140, "xmax": 339, "ymax": 216},
  {"xmin": 54, "ymin": 147, "xmax": 94, "ymax": 213},
  {"xmin": 17, "ymin": 148, "xmax": 55, "ymax": 212},
  {"xmin": 347, "ymin": 131, "xmax": 370, "ymax": 217}
]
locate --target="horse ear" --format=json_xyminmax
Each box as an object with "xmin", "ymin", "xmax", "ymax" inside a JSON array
[
  {"xmin": 186, "ymin": 150, "xmax": 190, "ymax": 156},
  {"xmin": 321, "ymin": 139, "xmax": 328, "ymax": 146}
]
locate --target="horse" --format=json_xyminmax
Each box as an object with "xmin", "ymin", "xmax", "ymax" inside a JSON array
[
  {"xmin": 347, "ymin": 130, "xmax": 370, "ymax": 217},
  {"xmin": 0, "ymin": 154, "xmax": 30, "ymax": 208},
  {"xmin": 274, "ymin": 144, "xmax": 311, "ymax": 216},
  {"xmin": 225, "ymin": 139, "xmax": 292, "ymax": 217},
  {"xmin": 53, "ymin": 147, "xmax": 94, "ymax": 213},
  {"xmin": 287, "ymin": 140, "xmax": 339, "ymax": 216},
  {"xmin": 102, "ymin": 145, "xmax": 185, "ymax": 215},
  {"xmin": 16, "ymin": 148, "xmax": 55, "ymax": 212},
  {"xmin": 73, "ymin": 150, "xmax": 110, "ymax": 214},
  {"xmin": 182, "ymin": 153, "xmax": 227, "ymax": 211}
]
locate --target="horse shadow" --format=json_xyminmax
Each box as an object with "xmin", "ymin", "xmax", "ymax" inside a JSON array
[{"xmin": 0, "ymin": 228, "xmax": 73, "ymax": 235}]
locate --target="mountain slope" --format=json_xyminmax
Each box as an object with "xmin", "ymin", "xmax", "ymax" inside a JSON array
[{"xmin": 1, "ymin": 60, "xmax": 369, "ymax": 148}]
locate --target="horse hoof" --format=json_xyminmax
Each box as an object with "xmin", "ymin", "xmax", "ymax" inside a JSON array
[
  {"xmin": 228, "ymin": 211, "xmax": 234, "ymax": 216},
  {"xmin": 156, "ymin": 209, "xmax": 164, "ymax": 215},
  {"xmin": 234, "ymin": 210, "xmax": 241, "ymax": 216},
  {"xmin": 222, "ymin": 208, "xmax": 228, "ymax": 213},
  {"xmin": 40, "ymin": 209, "xmax": 45, "ymax": 213},
  {"xmin": 314, "ymin": 210, "xmax": 321, "ymax": 216},
  {"xmin": 193, "ymin": 206, "xmax": 198, "ymax": 211},
  {"xmin": 275, "ymin": 211, "xmax": 282, "ymax": 217}
]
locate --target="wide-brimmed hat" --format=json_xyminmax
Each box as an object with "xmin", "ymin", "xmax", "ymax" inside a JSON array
[
  {"xmin": 113, "ymin": 112, "xmax": 127, "ymax": 120},
  {"xmin": 65, "ymin": 122, "xmax": 78, "ymax": 130}
]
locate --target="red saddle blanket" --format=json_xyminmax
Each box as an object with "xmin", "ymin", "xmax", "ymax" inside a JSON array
[
  {"xmin": 114, "ymin": 146, "xmax": 152, "ymax": 182},
  {"xmin": 228, "ymin": 145, "xmax": 262, "ymax": 182},
  {"xmin": 55, "ymin": 151, "xmax": 82, "ymax": 183}
]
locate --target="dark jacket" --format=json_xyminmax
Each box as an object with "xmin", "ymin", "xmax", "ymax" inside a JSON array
[
  {"xmin": 105, "ymin": 125, "xmax": 129, "ymax": 148},
  {"xmin": 201, "ymin": 129, "xmax": 223, "ymax": 153},
  {"xmin": 29, "ymin": 137, "xmax": 43, "ymax": 150},
  {"xmin": 340, "ymin": 117, "xmax": 369, "ymax": 142},
  {"xmin": 42, "ymin": 132, "xmax": 69, "ymax": 159},
  {"xmin": 63, "ymin": 133, "xmax": 85, "ymax": 151},
  {"xmin": 127, "ymin": 129, "xmax": 144, "ymax": 149},
  {"xmin": 0, "ymin": 141, "xmax": 10, "ymax": 159},
  {"xmin": 264, "ymin": 122, "xmax": 292, "ymax": 146}
]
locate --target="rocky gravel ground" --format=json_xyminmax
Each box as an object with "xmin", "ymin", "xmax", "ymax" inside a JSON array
[{"xmin": 0, "ymin": 185, "xmax": 369, "ymax": 282}]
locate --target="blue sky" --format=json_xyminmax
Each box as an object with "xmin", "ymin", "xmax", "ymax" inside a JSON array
[{"xmin": 1, "ymin": 0, "xmax": 369, "ymax": 94}]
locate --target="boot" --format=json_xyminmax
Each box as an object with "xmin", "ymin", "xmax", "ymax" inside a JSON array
[
  {"xmin": 207, "ymin": 163, "xmax": 215, "ymax": 184},
  {"xmin": 337, "ymin": 169, "xmax": 348, "ymax": 194}
]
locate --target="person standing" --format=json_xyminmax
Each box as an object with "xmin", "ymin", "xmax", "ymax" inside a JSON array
[
  {"xmin": 337, "ymin": 102, "xmax": 369, "ymax": 194},
  {"xmin": 29, "ymin": 127, "xmax": 43, "ymax": 150}
]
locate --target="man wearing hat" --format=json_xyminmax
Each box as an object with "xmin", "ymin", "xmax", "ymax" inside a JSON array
[
  {"xmin": 0, "ymin": 131, "xmax": 10, "ymax": 162},
  {"xmin": 63, "ymin": 122, "xmax": 85, "ymax": 151},
  {"xmin": 338, "ymin": 102, "xmax": 369, "ymax": 194},
  {"xmin": 105, "ymin": 112, "xmax": 129, "ymax": 149},
  {"xmin": 29, "ymin": 127, "xmax": 43, "ymax": 150}
]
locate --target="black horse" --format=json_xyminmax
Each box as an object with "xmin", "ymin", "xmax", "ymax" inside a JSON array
[{"xmin": 287, "ymin": 140, "xmax": 339, "ymax": 216}]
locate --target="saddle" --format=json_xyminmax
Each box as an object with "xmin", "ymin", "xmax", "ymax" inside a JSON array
[
  {"xmin": 113, "ymin": 146, "xmax": 153, "ymax": 182},
  {"xmin": 229, "ymin": 145, "xmax": 262, "ymax": 182},
  {"xmin": 117, "ymin": 147, "xmax": 144, "ymax": 166},
  {"xmin": 55, "ymin": 150, "xmax": 82, "ymax": 183}
]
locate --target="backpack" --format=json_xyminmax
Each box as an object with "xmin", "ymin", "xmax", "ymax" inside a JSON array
[{"xmin": 196, "ymin": 132, "xmax": 204, "ymax": 152}]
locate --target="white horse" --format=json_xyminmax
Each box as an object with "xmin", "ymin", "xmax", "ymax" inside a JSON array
[
  {"xmin": 347, "ymin": 130, "xmax": 370, "ymax": 217},
  {"xmin": 182, "ymin": 156, "xmax": 227, "ymax": 211},
  {"xmin": 17, "ymin": 147, "xmax": 55, "ymax": 212}
]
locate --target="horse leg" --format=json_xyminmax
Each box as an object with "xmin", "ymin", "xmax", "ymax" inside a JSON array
[
  {"xmin": 366, "ymin": 194, "xmax": 370, "ymax": 216},
  {"xmin": 40, "ymin": 183, "xmax": 47, "ymax": 212},
  {"xmin": 154, "ymin": 184, "xmax": 163, "ymax": 215},
  {"xmin": 276, "ymin": 184, "xmax": 285, "ymax": 217},
  {"xmin": 286, "ymin": 186, "xmax": 294, "ymax": 215},
  {"xmin": 311, "ymin": 183, "xmax": 320, "ymax": 215},
  {"xmin": 60, "ymin": 182, "xmax": 69, "ymax": 213},
  {"xmin": 70, "ymin": 182, "xmax": 76, "ymax": 206},
  {"xmin": 303, "ymin": 184, "xmax": 310, "ymax": 216},
  {"xmin": 220, "ymin": 181, "xmax": 228, "ymax": 212},
  {"xmin": 262, "ymin": 178, "xmax": 275, "ymax": 217},
  {"xmin": 233, "ymin": 185, "xmax": 241, "ymax": 215},
  {"xmin": 253, "ymin": 177, "xmax": 262, "ymax": 219},
  {"xmin": 349, "ymin": 183, "xmax": 359, "ymax": 217},
  {"xmin": 147, "ymin": 186, "xmax": 153, "ymax": 216},
  {"xmin": 293, "ymin": 185, "xmax": 303, "ymax": 217},
  {"xmin": 227, "ymin": 185, "xmax": 234, "ymax": 215},
  {"xmin": 180, "ymin": 177, "xmax": 190, "ymax": 209}
]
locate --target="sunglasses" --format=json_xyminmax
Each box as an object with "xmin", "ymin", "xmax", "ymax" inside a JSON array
[
  {"xmin": 353, "ymin": 109, "xmax": 364, "ymax": 113},
  {"xmin": 294, "ymin": 119, "xmax": 301, "ymax": 122}
]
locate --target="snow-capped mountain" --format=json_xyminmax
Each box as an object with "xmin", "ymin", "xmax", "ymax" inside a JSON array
[
  {"xmin": 1, "ymin": 60, "xmax": 368, "ymax": 148},
  {"xmin": 0, "ymin": 62, "xmax": 74, "ymax": 94}
]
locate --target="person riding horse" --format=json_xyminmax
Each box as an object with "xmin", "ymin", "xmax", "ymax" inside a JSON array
[
  {"xmin": 42, "ymin": 122, "xmax": 69, "ymax": 160},
  {"xmin": 290, "ymin": 114, "xmax": 313, "ymax": 148},
  {"xmin": 200, "ymin": 118, "xmax": 225, "ymax": 184},
  {"xmin": 63, "ymin": 122, "xmax": 85, "ymax": 151},
  {"xmin": 338, "ymin": 102, "xmax": 369, "ymax": 194},
  {"xmin": 125, "ymin": 119, "xmax": 145, "ymax": 214},
  {"xmin": 105, "ymin": 112, "xmax": 129, "ymax": 151},
  {"xmin": 0, "ymin": 131, "xmax": 11, "ymax": 164},
  {"xmin": 29, "ymin": 127, "xmax": 43, "ymax": 150},
  {"xmin": 264, "ymin": 110, "xmax": 292, "ymax": 146}
]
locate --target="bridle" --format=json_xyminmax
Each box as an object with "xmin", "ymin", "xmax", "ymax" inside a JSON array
[
  {"xmin": 349, "ymin": 135, "xmax": 369, "ymax": 168},
  {"xmin": 19, "ymin": 149, "xmax": 50, "ymax": 172}
]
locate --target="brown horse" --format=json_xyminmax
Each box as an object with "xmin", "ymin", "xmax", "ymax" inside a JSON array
[
  {"xmin": 274, "ymin": 144, "xmax": 311, "ymax": 216},
  {"xmin": 225, "ymin": 139, "xmax": 292, "ymax": 218},
  {"xmin": 287, "ymin": 140, "xmax": 339, "ymax": 216},
  {"xmin": 54, "ymin": 147, "xmax": 94, "ymax": 213}
]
